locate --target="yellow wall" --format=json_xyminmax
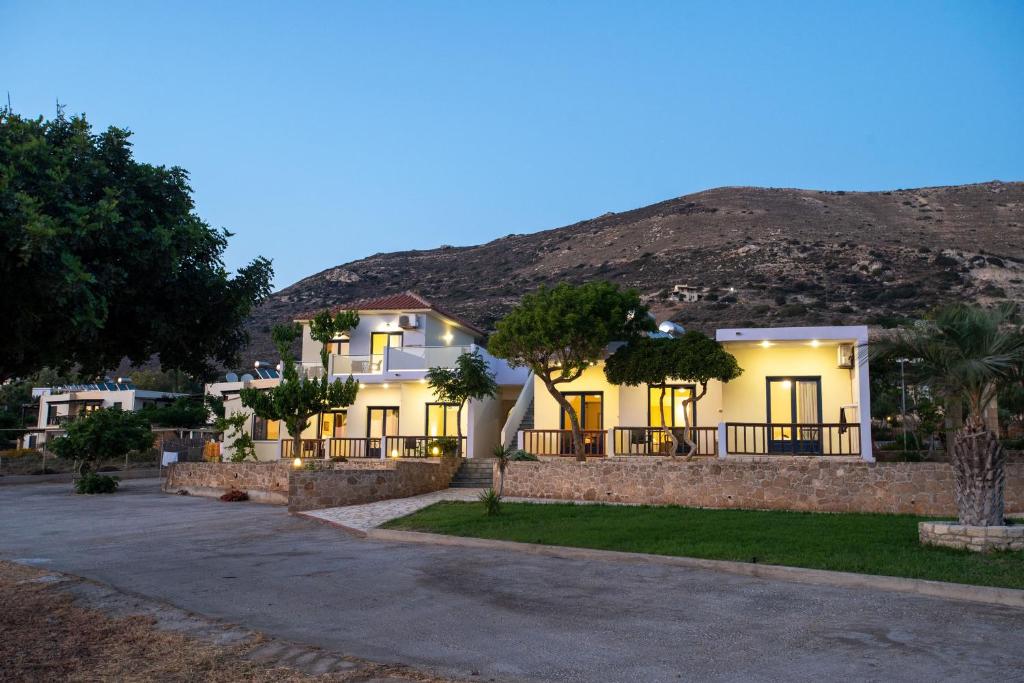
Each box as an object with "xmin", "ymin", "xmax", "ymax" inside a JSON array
[
  {"xmin": 720, "ymin": 343, "xmax": 856, "ymax": 424},
  {"xmin": 531, "ymin": 344, "xmax": 855, "ymax": 431}
]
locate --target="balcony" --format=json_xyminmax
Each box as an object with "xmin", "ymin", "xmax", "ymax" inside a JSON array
[{"xmin": 311, "ymin": 345, "xmax": 476, "ymax": 377}]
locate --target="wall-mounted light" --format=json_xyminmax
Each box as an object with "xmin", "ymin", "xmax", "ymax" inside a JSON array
[
  {"xmin": 759, "ymin": 340, "xmax": 773, "ymax": 348},
  {"xmin": 442, "ymin": 332, "xmax": 454, "ymax": 345},
  {"xmin": 390, "ymin": 449, "xmax": 399, "ymax": 458},
  {"xmin": 809, "ymin": 339, "xmax": 820, "ymax": 348},
  {"xmin": 780, "ymin": 380, "xmax": 792, "ymax": 390},
  {"xmin": 382, "ymin": 383, "xmax": 390, "ymax": 389}
]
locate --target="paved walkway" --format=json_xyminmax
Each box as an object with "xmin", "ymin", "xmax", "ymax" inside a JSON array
[
  {"xmin": 300, "ymin": 487, "xmax": 484, "ymax": 531},
  {"xmin": 3, "ymin": 479, "xmax": 1023, "ymax": 682}
]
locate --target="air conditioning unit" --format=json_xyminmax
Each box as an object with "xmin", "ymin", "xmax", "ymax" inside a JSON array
[
  {"xmin": 398, "ymin": 314, "xmax": 420, "ymax": 329},
  {"xmin": 837, "ymin": 343, "xmax": 854, "ymax": 369}
]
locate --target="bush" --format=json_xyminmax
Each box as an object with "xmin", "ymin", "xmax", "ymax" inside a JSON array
[
  {"xmin": 479, "ymin": 487, "xmax": 501, "ymax": 515},
  {"xmin": 75, "ymin": 473, "xmax": 119, "ymax": 494},
  {"xmin": 426, "ymin": 437, "xmax": 459, "ymax": 456},
  {"xmin": 508, "ymin": 449, "xmax": 539, "ymax": 462},
  {"xmin": 219, "ymin": 489, "xmax": 249, "ymax": 502}
]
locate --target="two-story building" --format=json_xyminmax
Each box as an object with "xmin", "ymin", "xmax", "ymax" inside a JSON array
[{"xmin": 213, "ymin": 292, "xmax": 530, "ymax": 461}]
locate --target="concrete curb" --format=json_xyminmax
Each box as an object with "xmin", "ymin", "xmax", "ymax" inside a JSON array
[
  {"xmin": 367, "ymin": 528, "xmax": 1024, "ymax": 609},
  {"xmin": 294, "ymin": 511, "xmax": 368, "ymax": 538}
]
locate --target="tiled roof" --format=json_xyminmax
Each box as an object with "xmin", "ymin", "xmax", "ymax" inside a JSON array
[{"xmin": 296, "ymin": 291, "xmax": 485, "ymax": 337}]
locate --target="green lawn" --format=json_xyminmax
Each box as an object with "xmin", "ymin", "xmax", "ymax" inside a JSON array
[{"xmin": 382, "ymin": 501, "xmax": 1024, "ymax": 589}]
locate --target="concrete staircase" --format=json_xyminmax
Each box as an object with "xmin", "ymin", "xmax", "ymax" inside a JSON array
[
  {"xmin": 449, "ymin": 458, "xmax": 495, "ymax": 489},
  {"xmin": 518, "ymin": 398, "xmax": 535, "ymax": 432}
]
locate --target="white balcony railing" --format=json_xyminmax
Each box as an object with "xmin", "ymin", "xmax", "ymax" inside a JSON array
[{"xmin": 384, "ymin": 346, "xmax": 472, "ymax": 371}]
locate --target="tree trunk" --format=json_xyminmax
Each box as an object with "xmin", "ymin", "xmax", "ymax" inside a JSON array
[
  {"xmin": 658, "ymin": 384, "xmax": 677, "ymax": 456},
  {"xmin": 680, "ymin": 397, "xmax": 697, "ymax": 458},
  {"xmin": 498, "ymin": 465, "xmax": 505, "ymax": 497},
  {"xmin": 544, "ymin": 379, "xmax": 586, "ymax": 461},
  {"xmin": 951, "ymin": 417, "xmax": 1006, "ymax": 526}
]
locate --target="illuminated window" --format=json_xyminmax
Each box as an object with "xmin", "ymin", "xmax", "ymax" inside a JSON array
[
  {"xmin": 426, "ymin": 403, "xmax": 459, "ymax": 436},
  {"xmin": 252, "ymin": 416, "xmax": 280, "ymax": 441}
]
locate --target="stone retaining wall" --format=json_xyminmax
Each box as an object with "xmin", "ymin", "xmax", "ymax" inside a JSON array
[
  {"xmin": 288, "ymin": 456, "xmax": 462, "ymax": 512},
  {"xmin": 499, "ymin": 457, "xmax": 1024, "ymax": 516},
  {"xmin": 163, "ymin": 462, "xmax": 291, "ymax": 504},
  {"xmin": 919, "ymin": 521, "xmax": 1024, "ymax": 552}
]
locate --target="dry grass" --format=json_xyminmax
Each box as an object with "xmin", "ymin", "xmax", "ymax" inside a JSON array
[{"xmin": 0, "ymin": 560, "xmax": 451, "ymax": 682}]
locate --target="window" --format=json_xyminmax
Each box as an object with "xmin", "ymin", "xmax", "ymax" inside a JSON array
[
  {"xmin": 46, "ymin": 405, "xmax": 58, "ymax": 425},
  {"xmin": 327, "ymin": 336, "xmax": 350, "ymax": 356},
  {"xmin": 560, "ymin": 392, "xmax": 603, "ymax": 431},
  {"xmin": 252, "ymin": 415, "xmax": 280, "ymax": 441},
  {"xmin": 425, "ymin": 403, "xmax": 459, "ymax": 437},
  {"xmin": 320, "ymin": 411, "xmax": 347, "ymax": 438},
  {"xmin": 647, "ymin": 385, "xmax": 697, "ymax": 428}
]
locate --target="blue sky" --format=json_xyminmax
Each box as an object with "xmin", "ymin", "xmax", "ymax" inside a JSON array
[{"xmin": 3, "ymin": 1, "xmax": 1022, "ymax": 289}]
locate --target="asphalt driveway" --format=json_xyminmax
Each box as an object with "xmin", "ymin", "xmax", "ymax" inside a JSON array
[{"xmin": 2, "ymin": 478, "xmax": 1023, "ymax": 682}]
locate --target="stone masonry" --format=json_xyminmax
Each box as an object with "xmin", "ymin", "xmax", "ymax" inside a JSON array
[
  {"xmin": 919, "ymin": 521, "xmax": 1024, "ymax": 552},
  {"xmin": 164, "ymin": 462, "xmax": 291, "ymax": 504},
  {"xmin": 498, "ymin": 457, "xmax": 1024, "ymax": 516},
  {"xmin": 287, "ymin": 456, "xmax": 462, "ymax": 512}
]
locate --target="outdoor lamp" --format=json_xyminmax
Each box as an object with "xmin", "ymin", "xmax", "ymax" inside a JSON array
[
  {"xmin": 390, "ymin": 449, "xmax": 399, "ymax": 458},
  {"xmin": 292, "ymin": 457, "xmax": 302, "ymax": 468}
]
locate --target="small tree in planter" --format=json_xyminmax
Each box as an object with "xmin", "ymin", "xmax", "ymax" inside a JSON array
[
  {"xmin": 50, "ymin": 407, "xmax": 154, "ymax": 490},
  {"xmin": 241, "ymin": 310, "xmax": 360, "ymax": 460},
  {"xmin": 489, "ymin": 282, "xmax": 654, "ymax": 461},
  {"xmin": 425, "ymin": 350, "xmax": 497, "ymax": 456},
  {"xmin": 604, "ymin": 333, "xmax": 742, "ymax": 456},
  {"xmin": 873, "ymin": 303, "xmax": 1024, "ymax": 526}
]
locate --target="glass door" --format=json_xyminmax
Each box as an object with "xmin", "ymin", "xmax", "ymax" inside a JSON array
[
  {"xmin": 767, "ymin": 377, "xmax": 822, "ymax": 454},
  {"xmin": 366, "ymin": 407, "xmax": 399, "ymax": 457},
  {"xmin": 561, "ymin": 392, "xmax": 604, "ymax": 455},
  {"xmin": 370, "ymin": 332, "xmax": 403, "ymax": 373},
  {"xmin": 648, "ymin": 385, "xmax": 696, "ymax": 454}
]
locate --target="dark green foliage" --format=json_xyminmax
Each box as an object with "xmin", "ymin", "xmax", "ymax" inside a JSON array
[
  {"xmin": 50, "ymin": 408, "xmax": 154, "ymax": 475},
  {"xmin": 385, "ymin": 502, "xmax": 1024, "ymax": 589},
  {"xmin": 240, "ymin": 311, "xmax": 360, "ymax": 456},
  {"xmin": 605, "ymin": 333, "xmax": 742, "ymax": 455},
  {"xmin": 0, "ymin": 109, "xmax": 273, "ymax": 381},
  {"xmin": 138, "ymin": 398, "xmax": 211, "ymax": 428},
  {"xmin": 74, "ymin": 472, "xmax": 119, "ymax": 494},
  {"xmin": 488, "ymin": 281, "xmax": 654, "ymax": 459}
]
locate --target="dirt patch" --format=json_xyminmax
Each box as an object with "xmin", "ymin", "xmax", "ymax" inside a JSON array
[{"xmin": 0, "ymin": 560, "xmax": 455, "ymax": 682}]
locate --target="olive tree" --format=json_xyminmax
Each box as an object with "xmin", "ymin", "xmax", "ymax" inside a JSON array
[
  {"xmin": 488, "ymin": 282, "xmax": 654, "ymax": 460},
  {"xmin": 872, "ymin": 303, "xmax": 1024, "ymax": 526},
  {"xmin": 50, "ymin": 407, "xmax": 154, "ymax": 478},
  {"xmin": 240, "ymin": 310, "xmax": 360, "ymax": 459},
  {"xmin": 604, "ymin": 333, "xmax": 742, "ymax": 456},
  {"xmin": 425, "ymin": 350, "xmax": 497, "ymax": 455}
]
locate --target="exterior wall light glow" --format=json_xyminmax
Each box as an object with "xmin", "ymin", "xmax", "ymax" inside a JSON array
[
  {"xmin": 432, "ymin": 446, "xmax": 440, "ymax": 455},
  {"xmin": 809, "ymin": 339, "xmax": 820, "ymax": 348},
  {"xmin": 382, "ymin": 383, "xmax": 389, "ymax": 389},
  {"xmin": 390, "ymin": 449, "xmax": 399, "ymax": 458},
  {"xmin": 292, "ymin": 457, "xmax": 302, "ymax": 468},
  {"xmin": 442, "ymin": 332, "xmax": 454, "ymax": 344},
  {"xmin": 781, "ymin": 380, "xmax": 792, "ymax": 390},
  {"xmin": 759, "ymin": 340, "xmax": 773, "ymax": 348}
]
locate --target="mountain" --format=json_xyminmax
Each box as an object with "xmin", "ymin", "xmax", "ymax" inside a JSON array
[{"xmin": 244, "ymin": 181, "xmax": 1024, "ymax": 363}]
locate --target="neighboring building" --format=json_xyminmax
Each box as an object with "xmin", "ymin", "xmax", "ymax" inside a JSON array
[
  {"xmin": 510, "ymin": 325, "xmax": 873, "ymax": 462},
  {"xmin": 212, "ymin": 292, "xmax": 530, "ymax": 461},
  {"xmin": 23, "ymin": 381, "xmax": 186, "ymax": 448},
  {"xmin": 671, "ymin": 284, "xmax": 704, "ymax": 303}
]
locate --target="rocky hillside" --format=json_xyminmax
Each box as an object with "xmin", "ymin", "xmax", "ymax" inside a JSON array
[{"xmin": 245, "ymin": 181, "xmax": 1024, "ymax": 362}]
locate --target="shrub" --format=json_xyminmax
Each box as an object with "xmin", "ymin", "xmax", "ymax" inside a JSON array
[
  {"xmin": 508, "ymin": 449, "xmax": 539, "ymax": 461},
  {"xmin": 329, "ymin": 454, "xmax": 348, "ymax": 463},
  {"xmin": 479, "ymin": 487, "xmax": 501, "ymax": 516},
  {"xmin": 220, "ymin": 489, "xmax": 249, "ymax": 502},
  {"xmin": 426, "ymin": 437, "xmax": 459, "ymax": 457},
  {"xmin": 75, "ymin": 473, "xmax": 119, "ymax": 494}
]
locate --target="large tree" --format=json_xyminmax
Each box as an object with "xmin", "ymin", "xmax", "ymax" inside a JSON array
[
  {"xmin": 488, "ymin": 281, "xmax": 654, "ymax": 460},
  {"xmin": 425, "ymin": 350, "xmax": 497, "ymax": 455},
  {"xmin": 240, "ymin": 311, "xmax": 360, "ymax": 459},
  {"xmin": 872, "ymin": 304, "xmax": 1024, "ymax": 526},
  {"xmin": 0, "ymin": 109, "xmax": 273, "ymax": 382},
  {"xmin": 604, "ymin": 333, "xmax": 742, "ymax": 456},
  {"xmin": 49, "ymin": 407, "xmax": 155, "ymax": 477}
]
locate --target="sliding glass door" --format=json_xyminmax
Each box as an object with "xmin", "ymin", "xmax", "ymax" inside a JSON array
[{"xmin": 767, "ymin": 377, "xmax": 822, "ymax": 454}]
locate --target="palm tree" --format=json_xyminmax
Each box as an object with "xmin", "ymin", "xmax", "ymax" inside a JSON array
[{"xmin": 872, "ymin": 304, "xmax": 1024, "ymax": 526}]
